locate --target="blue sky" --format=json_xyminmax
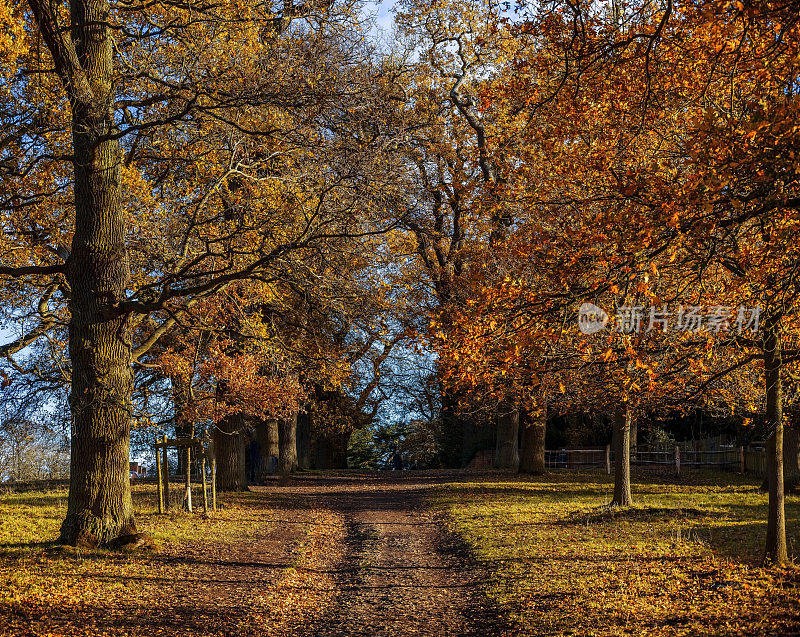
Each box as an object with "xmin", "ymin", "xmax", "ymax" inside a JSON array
[{"xmin": 371, "ymin": 0, "xmax": 397, "ymax": 35}]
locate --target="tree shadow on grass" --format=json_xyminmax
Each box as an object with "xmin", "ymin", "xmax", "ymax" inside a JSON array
[
  {"xmin": 0, "ymin": 540, "xmax": 58, "ymax": 549},
  {"xmin": 0, "ymin": 541, "xmax": 60, "ymax": 559},
  {"xmin": 0, "ymin": 493, "xmax": 68, "ymax": 508},
  {"xmin": 557, "ymin": 505, "xmax": 710, "ymax": 526},
  {"xmin": 687, "ymin": 519, "xmax": 800, "ymax": 564}
]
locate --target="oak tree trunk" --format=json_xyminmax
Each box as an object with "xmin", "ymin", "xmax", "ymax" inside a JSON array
[
  {"xmin": 334, "ymin": 432, "xmax": 350, "ymax": 469},
  {"xmin": 278, "ymin": 413, "xmax": 299, "ymax": 476},
  {"xmin": 519, "ymin": 415, "xmax": 546, "ymax": 475},
  {"xmin": 254, "ymin": 419, "xmax": 279, "ymax": 479},
  {"xmin": 494, "ymin": 403, "xmax": 520, "ymax": 471},
  {"xmin": 266, "ymin": 419, "xmax": 279, "ymax": 464},
  {"xmin": 313, "ymin": 435, "xmax": 333, "ymax": 470},
  {"xmin": 59, "ymin": 0, "xmax": 135, "ymax": 546},
  {"xmin": 611, "ymin": 402, "xmax": 633, "ymax": 507},
  {"xmin": 214, "ymin": 414, "xmax": 247, "ymax": 491},
  {"xmin": 764, "ymin": 313, "xmax": 788, "ymax": 564}
]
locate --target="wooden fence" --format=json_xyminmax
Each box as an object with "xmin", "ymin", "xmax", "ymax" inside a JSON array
[{"xmin": 545, "ymin": 445, "xmax": 767, "ymax": 476}]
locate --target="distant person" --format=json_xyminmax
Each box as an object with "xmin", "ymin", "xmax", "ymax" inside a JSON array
[{"xmin": 392, "ymin": 451, "xmax": 403, "ymax": 471}]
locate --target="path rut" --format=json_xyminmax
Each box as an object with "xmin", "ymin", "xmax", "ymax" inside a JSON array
[{"xmin": 270, "ymin": 473, "xmax": 506, "ymax": 636}]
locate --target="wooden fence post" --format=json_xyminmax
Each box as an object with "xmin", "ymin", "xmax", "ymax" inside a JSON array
[
  {"xmin": 605, "ymin": 445, "xmax": 611, "ymax": 475},
  {"xmin": 675, "ymin": 445, "xmax": 681, "ymax": 476},
  {"xmin": 185, "ymin": 444, "xmax": 193, "ymax": 513},
  {"xmin": 739, "ymin": 446, "xmax": 746, "ymax": 474},
  {"xmin": 211, "ymin": 457, "xmax": 217, "ymax": 511},
  {"xmin": 155, "ymin": 442, "xmax": 164, "ymax": 514},
  {"xmin": 201, "ymin": 455, "xmax": 209, "ymax": 514},
  {"xmin": 161, "ymin": 434, "xmax": 170, "ymax": 511}
]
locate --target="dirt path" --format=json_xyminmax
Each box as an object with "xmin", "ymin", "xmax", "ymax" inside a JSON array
[
  {"xmin": 267, "ymin": 473, "xmax": 505, "ymax": 636},
  {"xmin": 1, "ymin": 473, "xmax": 504, "ymax": 636}
]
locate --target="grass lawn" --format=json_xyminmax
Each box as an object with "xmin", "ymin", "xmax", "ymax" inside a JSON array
[{"xmin": 434, "ymin": 470, "xmax": 800, "ymax": 635}]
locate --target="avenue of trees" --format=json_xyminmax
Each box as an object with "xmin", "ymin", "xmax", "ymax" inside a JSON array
[{"xmin": 1, "ymin": 0, "xmax": 799, "ymax": 564}]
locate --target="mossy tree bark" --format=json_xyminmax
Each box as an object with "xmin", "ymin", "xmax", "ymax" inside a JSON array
[
  {"xmin": 764, "ymin": 312, "xmax": 788, "ymax": 564},
  {"xmin": 278, "ymin": 413, "xmax": 299, "ymax": 476},
  {"xmin": 214, "ymin": 414, "xmax": 248, "ymax": 491},
  {"xmin": 519, "ymin": 412, "xmax": 546, "ymax": 475},
  {"xmin": 57, "ymin": 0, "xmax": 135, "ymax": 547},
  {"xmin": 611, "ymin": 402, "xmax": 633, "ymax": 507},
  {"xmin": 266, "ymin": 419, "xmax": 279, "ymax": 462}
]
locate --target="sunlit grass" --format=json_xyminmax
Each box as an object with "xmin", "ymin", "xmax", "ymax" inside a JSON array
[
  {"xmin": 435, "ymin": 470, "xmax": 800, "ymax": 635},
  {"xmin": 0, "ymin": 482, "xmax": 273, "ymax": 551}
]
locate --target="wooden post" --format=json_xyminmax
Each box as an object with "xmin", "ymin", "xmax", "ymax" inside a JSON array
[
  {"xmin": 161, "ymin": 434, "xmax": 170, "ymax": 511},
  {"xmin": 675, "ymin": 445, "xmax": 681, "ymax": 476},
  {"xmin": 739, "ymin": 445, "xmax": 746, "ymax": 474},
  {"xmin": 211, "ymin": 456, "xmax": 217, "ymax": 511},
  {"xmin": 605, "ymin": 444, "xmax": 611, "ymax": 475},
  {"xmin": 185, "ymin": 444, "xmax": 193, "ymax": 513},
  {"xmin": 201, "ymin": 455, "xmax": 209, "ymax": 514},
  {"xmin": 156, "ymin": 443, "xmax": 164, "ymax": 514}
]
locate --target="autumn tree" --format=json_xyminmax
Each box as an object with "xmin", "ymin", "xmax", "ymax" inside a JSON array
[
  {"xmin": 486, "ymin": 0, "xmax": 800, "ymax": 560},
  {"xmin": 0, "ymin": 0, "xmax": 400, "ymax": 544},
  {"xmin": 391, "ymin": 0, "xmax": 530, "ymax": 467}
]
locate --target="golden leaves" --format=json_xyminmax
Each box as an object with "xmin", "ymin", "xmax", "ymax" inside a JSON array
[{"xmin": 0, "ymin": 0, "xmax": 27, "ymax": 70}]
